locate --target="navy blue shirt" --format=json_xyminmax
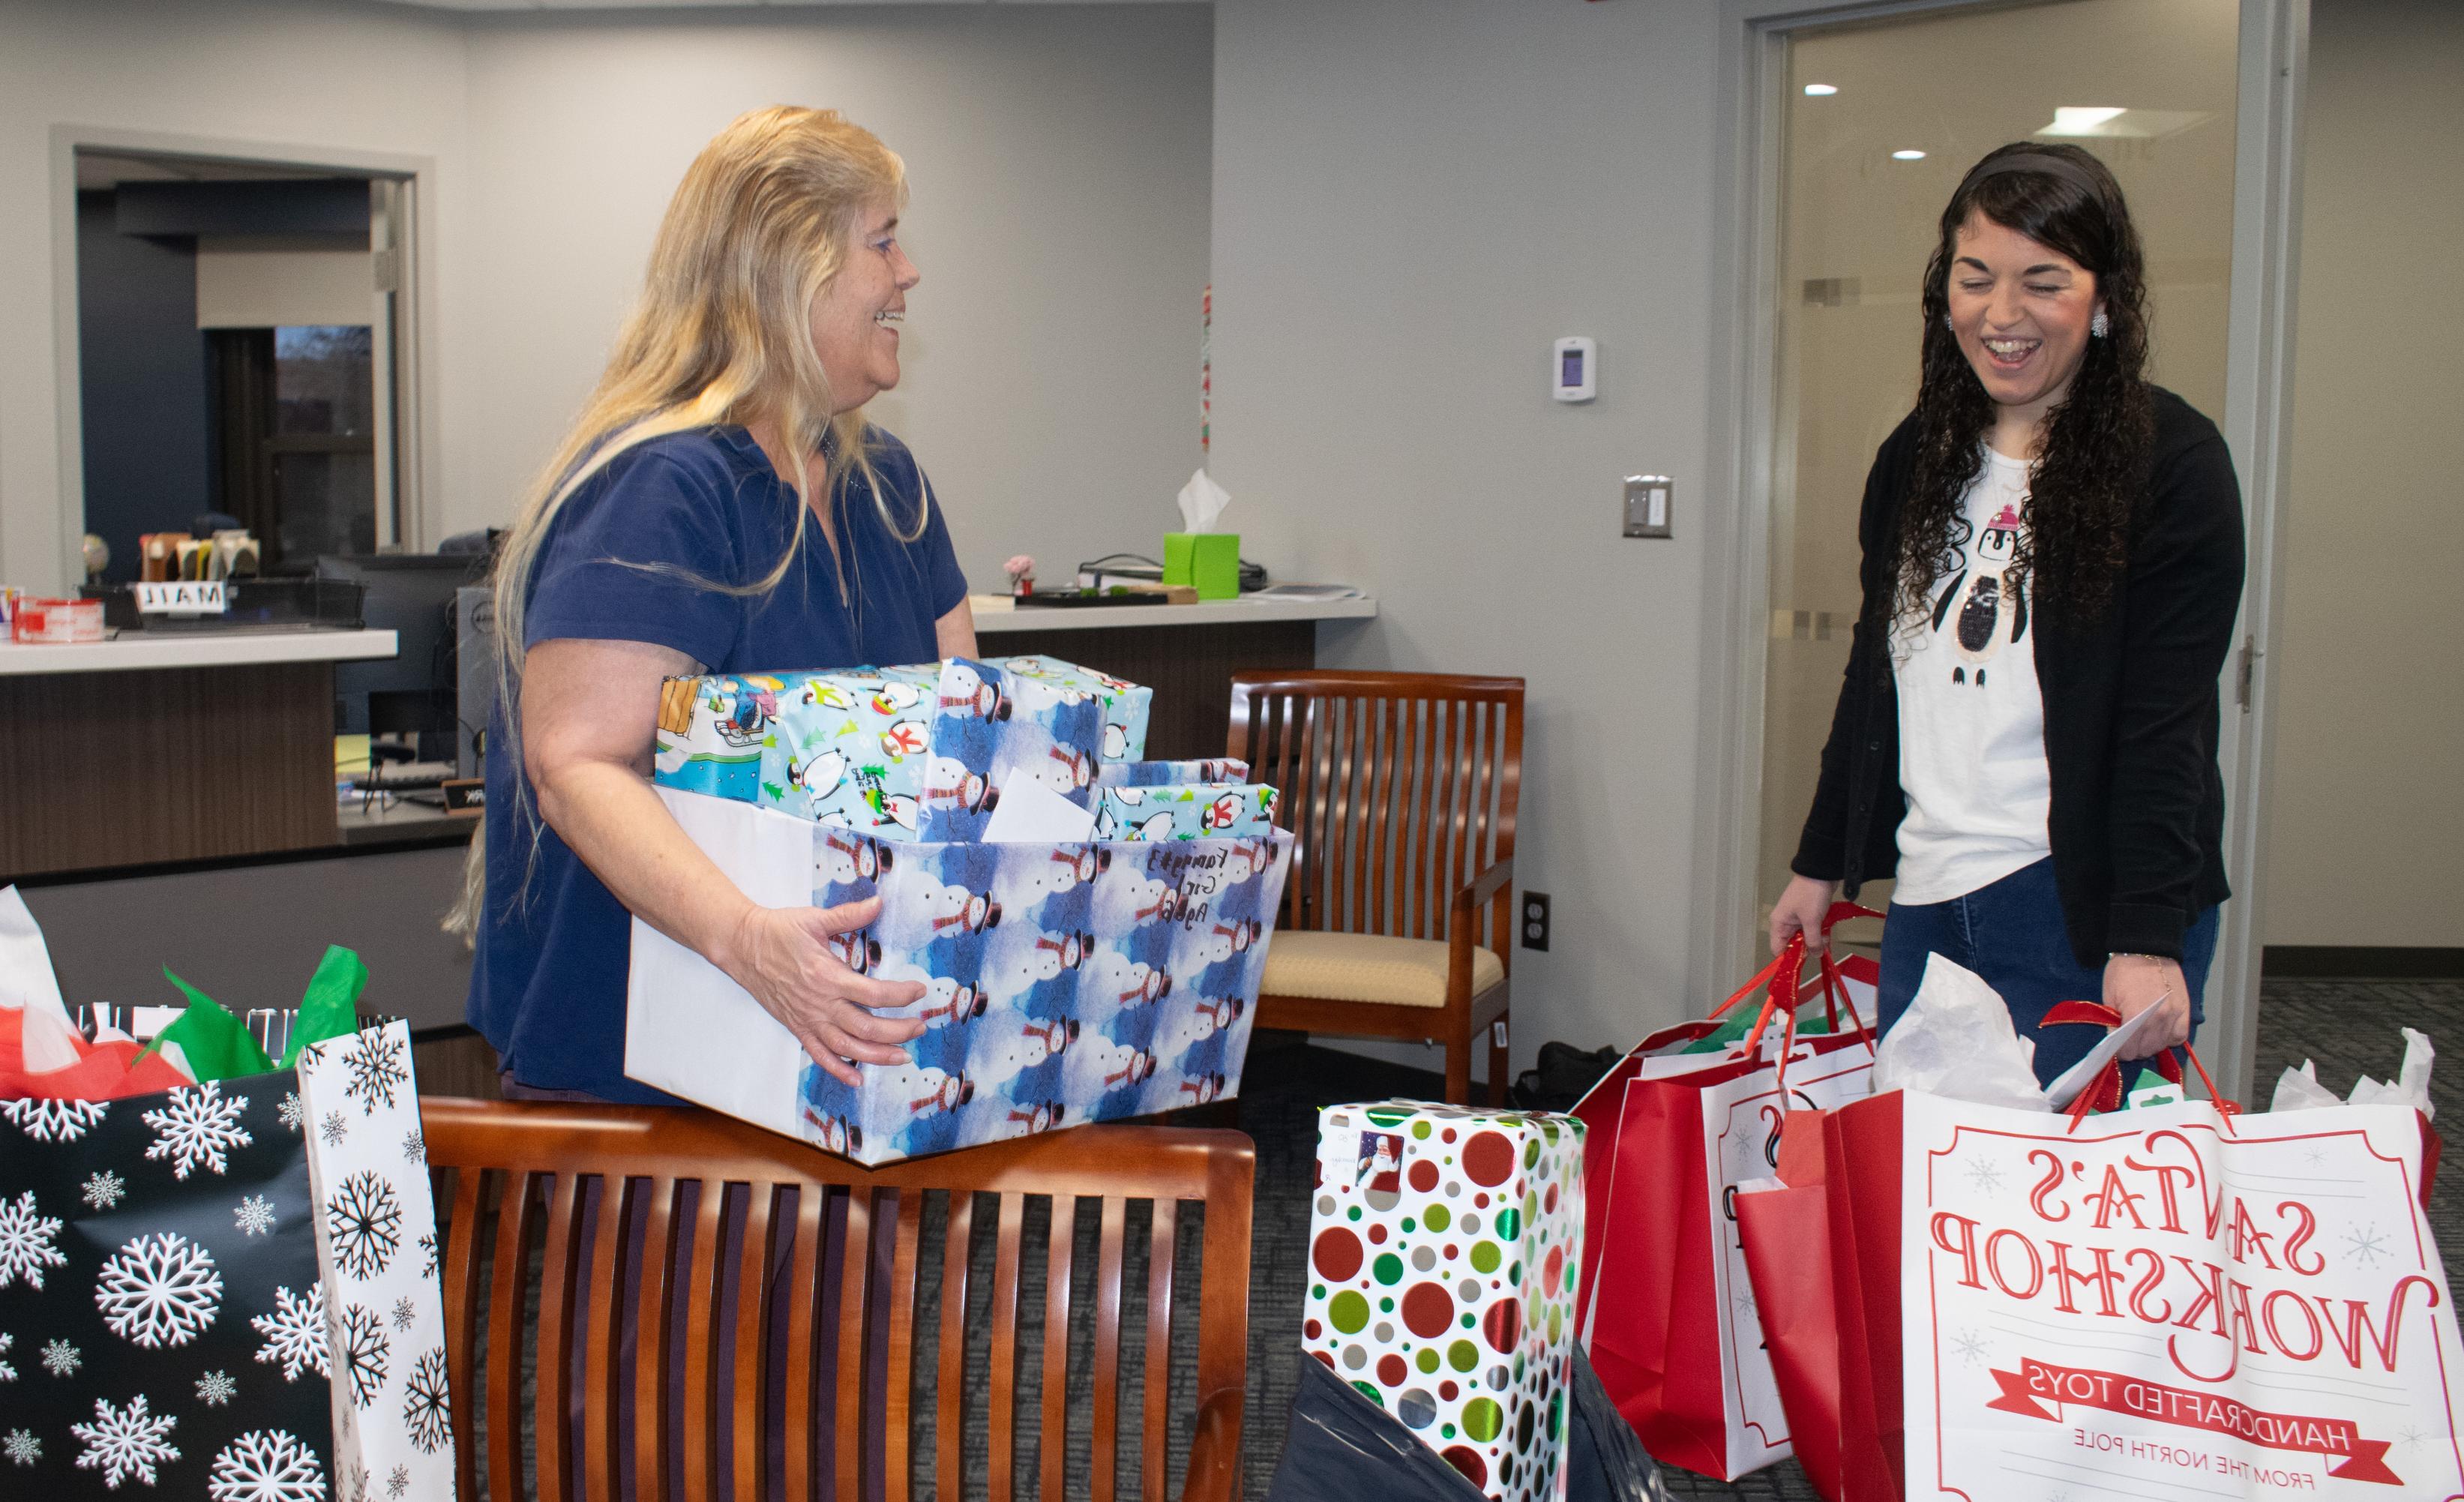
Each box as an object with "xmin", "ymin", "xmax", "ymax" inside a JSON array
[{"xmin": 468, "ymin": 424, "xmax": 968, "ymax": 1102}]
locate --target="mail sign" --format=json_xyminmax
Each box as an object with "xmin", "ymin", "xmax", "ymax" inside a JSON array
[{"xmin": 134, "ymin": 580, "xmax": 229, "ymax": 614}]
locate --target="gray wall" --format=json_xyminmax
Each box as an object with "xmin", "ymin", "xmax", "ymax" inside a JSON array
[
  {"xmin": 1211, "ymin": 0, "xmax": 1720, "ymax": 1072},
  {"xmin": 449, "ymin": 6, "xmax": 1215, "ymax": 591},
  {"xmin": 2261, "ymin": 0, "xmax": 2464, "ymax": 949},
  {"xmin": 76, "ymin": 188, "xmax": 210, "ymax": 583}
]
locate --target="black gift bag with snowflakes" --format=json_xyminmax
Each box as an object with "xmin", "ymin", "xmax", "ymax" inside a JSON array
[{"xmin": 0, "ymin": 1071, "xmax": 337, "ymax": 1496}]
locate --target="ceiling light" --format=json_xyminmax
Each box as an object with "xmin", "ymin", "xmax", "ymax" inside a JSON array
[
  {"xmin": 2049, "ymin": 106, "xmax": 2128, "ymax": 133},
  {"xmin": 1803, "ymin": 83, "xmax": 1839, "ymax": 97},
  {"xmin": 2037, "ymin": 106, "xmax": 2215, "ymax": 139},
  {"xmin": 1892, "ymin": 150, "xmax": 1927, "ymax": 161}
]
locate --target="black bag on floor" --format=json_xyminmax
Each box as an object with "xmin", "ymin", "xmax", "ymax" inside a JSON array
[
  {"xmin": 1263, "ymin": 1345, "xmax": 1664, "ymax": 1502},
  {"xmin": 1511, "ymin": 1041, "xmax": 1628, "ymax": 1111}
]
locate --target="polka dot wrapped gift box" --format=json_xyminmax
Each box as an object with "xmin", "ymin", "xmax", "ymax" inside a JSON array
[{"xmin": 1302, "ymin": 1100, "xmax": 1587, "ymax": 1502}]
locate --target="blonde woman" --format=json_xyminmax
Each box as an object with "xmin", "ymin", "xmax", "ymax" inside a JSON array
[{"xmin": 467, "ymin": 107, "xmax": 970, "ymax": 1104}]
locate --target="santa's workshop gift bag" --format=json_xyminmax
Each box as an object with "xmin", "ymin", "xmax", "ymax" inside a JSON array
[
  {"xmin": 1899, "ymin": 1082, "xmax": 2461, "ymax": 1499},
  {"xmin": 1568, "ymin": 904, "xmax": 1881, "ymax": 1481},
  {"xmin": 1737, "ymin": 965, "xmax": 2461, "ymax": 1502}
]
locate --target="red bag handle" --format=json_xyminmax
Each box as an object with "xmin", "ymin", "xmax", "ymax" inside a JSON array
[
  {"xmin": 2043, "ymin": 998, "xmax": 2238, "ymax": 1135},
  {"xmin": 1812, "ymin": 901, "xmax": 1885, "ymax": 1038}
]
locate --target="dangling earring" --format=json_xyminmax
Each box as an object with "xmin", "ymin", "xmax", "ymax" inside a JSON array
[
  {"xmin": 2091, "ymin": 310, "xmax": 2110, "ymax": 339},
  {"xmin": 1942, "ymin": 312, "xmax": 1955, "ymax": 333}
]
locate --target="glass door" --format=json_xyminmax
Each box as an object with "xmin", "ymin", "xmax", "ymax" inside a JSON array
[{"xmin": 1754, "ymin": 0, "xmax": 2244, "ymax": 956}]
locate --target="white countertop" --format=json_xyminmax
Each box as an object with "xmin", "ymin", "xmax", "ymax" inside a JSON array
[
  {"xmin": 970, "ymin": 592, "xmax": 1376, "ymax": 634},
  {"xmin": 0, "ymin": 628, "xmax": 399, "ymax": 676}
]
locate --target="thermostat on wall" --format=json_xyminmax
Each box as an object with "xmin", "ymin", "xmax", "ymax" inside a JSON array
[{"xmin": 1553, "ymin": 337, "xmax": 1596, "ymax": 403}]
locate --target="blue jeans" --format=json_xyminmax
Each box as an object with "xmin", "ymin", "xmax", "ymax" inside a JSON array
[{"xmin": 1875, "ymin": 857, "xmax": 2220, "ymax": 1089}]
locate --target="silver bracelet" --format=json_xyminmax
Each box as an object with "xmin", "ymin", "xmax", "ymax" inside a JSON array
[{"xmin": 2108, "ymin": 952, "xmax": 2171, "ymax": 964}]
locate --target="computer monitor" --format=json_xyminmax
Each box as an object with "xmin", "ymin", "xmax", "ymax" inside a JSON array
[{"xmin": 316, "ymin": 554, "xmax": 486, "ymax": 759}]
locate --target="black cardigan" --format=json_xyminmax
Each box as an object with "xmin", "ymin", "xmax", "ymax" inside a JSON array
[{"xmin": 1791, "ymin": 387, "xmax": 2245, "ymax": 967}]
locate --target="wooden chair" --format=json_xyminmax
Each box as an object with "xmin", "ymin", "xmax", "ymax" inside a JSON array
[
  {"xmin": 1228, "ymin": 671, "xmax": 1524, "ymax": 1105},
  {"xmin": 421, "ymin": 1099, "xmax": 1253, "ymax": 1501}
]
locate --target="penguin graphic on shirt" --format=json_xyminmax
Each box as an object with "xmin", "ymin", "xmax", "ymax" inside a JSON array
[{"xmin": 1930, "ymin": 502, "xmax": 2028, "ymax": 685}]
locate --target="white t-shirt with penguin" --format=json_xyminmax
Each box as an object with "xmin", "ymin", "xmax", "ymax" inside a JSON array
[{"xmin": 1890, "ymin": 447, "xmax": 2054, "ymax": 904}]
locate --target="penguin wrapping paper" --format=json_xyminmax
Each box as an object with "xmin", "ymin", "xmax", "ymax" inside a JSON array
[
  {"xmin": 653, "ymin": 663, "xmax": 942, "ymax": 834},
  {"xmin": 1302, "ymin": 1102, "xmax": 1588, "ymax": 1502},
  {"xmin": 984, "ymin": 654, "xmax": 1152, "ymax": 763},
  {"xmin": 652, "ymin": 656, "xmax": 1107, "ymax": 842},
  {"xmin": 627, "ymin": 784, "xmax": 1293, "ymax": 1164},
  {"xmin": 293, "ymin": 1021, "xmax": 454, "ymax": 1502},
  {"xmin": 1094, "ymin": 782, "xmax": 1279, "ymax": 842}
]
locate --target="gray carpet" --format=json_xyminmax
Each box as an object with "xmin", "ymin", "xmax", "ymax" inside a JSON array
[{"xmin": 1228, "ymin": 977, "xmax": 2464, "ymax": 1501}]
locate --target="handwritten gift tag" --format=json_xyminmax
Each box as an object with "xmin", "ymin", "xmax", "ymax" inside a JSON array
[{"xmin": 1901, "ymin": 1092, "xmax": 2463, "ymax": 1498}]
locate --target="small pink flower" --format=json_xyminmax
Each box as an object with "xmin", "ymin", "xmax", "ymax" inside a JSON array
[{"xmin": 1003, "ymin": 554, "xmax": 1036, "ymax": 581}]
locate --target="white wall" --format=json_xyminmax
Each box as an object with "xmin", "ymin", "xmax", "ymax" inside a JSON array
[
  {"xmin": 2262, "ymin": 0, "xmax": 2464, "ymax": 949},
  {"xmin": 448, "ymin": 6, "xmax": 1214, "ymax": 586},
  {"xmin": 0, "ymin": 0, "xmax": 471, "ymax": 587},
  {"xmin": 1, "ymin": 1, "xmax": 1213, "ymax": 599},
  {"xmin": 1211, "ymin": 0, "xmax": 1722, "ymax": 1072}
]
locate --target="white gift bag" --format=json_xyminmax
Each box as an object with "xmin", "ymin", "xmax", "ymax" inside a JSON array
[
  {"xmin": 296, "ymin": 1021, "xmax": 456, "ymax": 1501},
  {"xmin": 1899, "ymin": 1088, "xmax": 2462, "ymax": 1498}
]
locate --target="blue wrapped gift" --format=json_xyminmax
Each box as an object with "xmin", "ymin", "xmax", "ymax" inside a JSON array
[
  {"xmin": 985, "ymin": 654, "xmax": 1153, "ymax": 762},
  {"xmin": 1094, "ymin": 782, "xmax": 1279, "ymax": 841},
  {"xmin": 1093, "ymin": 757, "xmax": 1251, "ymax": 787}
]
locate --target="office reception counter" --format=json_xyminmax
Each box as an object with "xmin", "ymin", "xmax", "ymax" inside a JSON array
[{"xmin": 0, "ymin": 629, "xmax": 397, "ymax": 881}]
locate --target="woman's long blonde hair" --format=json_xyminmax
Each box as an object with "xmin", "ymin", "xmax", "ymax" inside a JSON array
[{"xmin": 447, "ymin": 106, "xmax": 908, "ymax": 940}]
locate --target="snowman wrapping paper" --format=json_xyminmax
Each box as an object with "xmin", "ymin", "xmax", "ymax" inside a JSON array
[
  {"xmin": 294, "ymin": 1021, "xmax": 454, "ymax": 1502},
  {"xmin": 629, "ymin": 784, "xmax": 1296, "ymax": 1164},
  {"xmin": 1302, "ymin": 1102, "xmax": 1587, "ymax": 1502},
  {"xmin": 795, "ymin": 823, "xmax": 1293, "ymax": 1162},
  {"xmin": 982, "ymin": 653, "xmax": 1152, "ymax": 763}
]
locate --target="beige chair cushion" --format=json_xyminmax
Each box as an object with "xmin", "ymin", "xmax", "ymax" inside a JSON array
[{"xmin": 1260, "ymin": 930, "xmax": 1506, "ymax": 1010}]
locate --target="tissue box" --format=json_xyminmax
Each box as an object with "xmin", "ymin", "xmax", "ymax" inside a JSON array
[
  {"xmin": 1095, "ymin": 783, "xmax": 1278, "ymax": 841},
  {"xmin": 987, "ymin": 654, "xmax": 1153, "ymax": 763},
  {"xmin": 654, "ymin": 658, "xmax": 1108, "ymax": 842},
  {"xmin": 1163, "ymin": 532, "xmax": 1241, "ymax": 600},
  {"xmin": 1096, "ymin": 757, "xmax": 1251, "ymax": 787},
  {"xmin": 627, "ymin": 785, "xmax": 1293, "ymax": 1164},
  {"xmin": 1303, "ymin": 1102, "xmax": 1587, "ymax": 1502}
]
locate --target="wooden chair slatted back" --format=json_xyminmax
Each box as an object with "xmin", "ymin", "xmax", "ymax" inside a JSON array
[
  {"xmin": 422, "ymin": 1100, "xmax": 1252, "ymax": 1502},
  {"xmin": 1228, "ymin": 671, "xmax": 1525, "ymax": 940}
]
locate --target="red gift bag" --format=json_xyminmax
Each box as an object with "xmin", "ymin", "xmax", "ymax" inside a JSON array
[
  {"xmin": 1734, "ymin": 1091, "xmax": 1906, "ymax": 1502},
  {"xmin": 1571, "ymin": 906, "xmax": 1881, "ymax": 1480}
]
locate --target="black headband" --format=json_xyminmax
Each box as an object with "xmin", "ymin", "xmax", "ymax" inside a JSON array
[{"xmin": 1956, "ymin": 151, "xmax": 2109, "ymax": 204}]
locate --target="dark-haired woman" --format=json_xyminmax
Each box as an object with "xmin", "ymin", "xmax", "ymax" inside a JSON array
[{"xmin": 1770, "ymin": 142, "xmax": 2244, "ymax": 1088}]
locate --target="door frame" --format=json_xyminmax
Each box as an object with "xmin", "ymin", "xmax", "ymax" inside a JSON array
[
  {"xmin": 48, "ymin": 124, "xmax": 439, "ymax": 581},
  {"xmin": 1692, "ymin": 0, "xmax": 2309, "ymax": 1100}
]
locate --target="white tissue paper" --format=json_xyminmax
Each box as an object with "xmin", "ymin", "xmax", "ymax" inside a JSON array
[
  {"xmin": 2269, "ymin": 1030, "xmax": 2436, "ymax": 1119},
  {"xmin": 1872, "ymin": 952, "xmax": 2052, "ymax": 1111},
  {"xmin": 2268, "ymin": 1060, "xmax": 2343, "ymax": 1113},
  {"xmin": 1177, "ymin": 466, "xmax": 1231, "ymax": 532}
]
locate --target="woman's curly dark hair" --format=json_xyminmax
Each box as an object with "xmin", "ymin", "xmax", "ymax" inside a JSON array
[{"xmin": 1893, "ymin": 142, "xmax": 2154, "ymax": 626}]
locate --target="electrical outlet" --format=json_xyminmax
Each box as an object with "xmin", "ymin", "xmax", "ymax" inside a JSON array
[{"xmin": 1521, "ymin": 892, "xmax": 1551, "ymax": 952}]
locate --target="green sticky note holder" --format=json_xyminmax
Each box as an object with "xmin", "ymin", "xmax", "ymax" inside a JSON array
[{"xmin": 1163, "ymin": 532, "xmax": 1240, "ymax": 600}]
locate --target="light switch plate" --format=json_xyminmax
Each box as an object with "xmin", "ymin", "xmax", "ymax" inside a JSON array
[{"xmin": 1623, "ymin": 475, "xmax": 1673, "ymax": 538}]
